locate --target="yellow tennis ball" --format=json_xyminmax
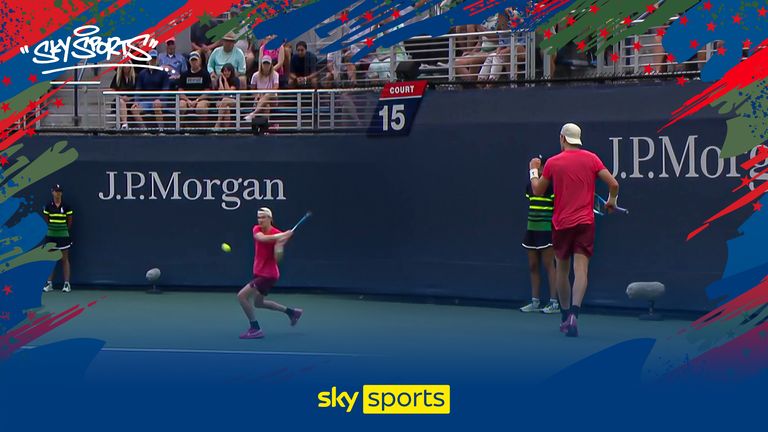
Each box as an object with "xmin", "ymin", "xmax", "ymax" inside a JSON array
[{"xmin": 221, "ymin": 243, "xmax": 231, "ymax": 253}]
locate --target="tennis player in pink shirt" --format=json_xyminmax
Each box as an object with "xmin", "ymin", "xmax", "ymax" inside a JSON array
[
  {"xmin": 237, "ymin": 207, "xmax": 303, "ymax": 339},
  {"xmin": 528, "ymin": 123, "xmax": 619, "ymax": 337}
]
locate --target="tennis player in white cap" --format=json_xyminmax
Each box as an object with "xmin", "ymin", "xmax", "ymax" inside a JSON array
[
  {"xmin": 237, "ymin": 207, "xmax": 303, "ymax": 339},
  {"xmin": 528, "ymin": 123, "xmax": 619, "ymax": 337}
]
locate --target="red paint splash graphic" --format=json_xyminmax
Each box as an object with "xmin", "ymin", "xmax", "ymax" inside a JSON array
[
  {"xmin": 464, "ymin": 0, "xmax": 502, "ymax": 17},
  {"xmin": 666, "ymin": 320, "xmax": 768, "ymax": 382},
  {"xmin": 661, "ymin": 276, "xmax": 768, "ymax": 381},
  {"xmin": 660, "ymin": 37, "xmax": 768, "ymax": 132},
  {"xmin": 740, "ymin": 145, "xmax": 768, "ymax": 171},
  {"xmin": 0, "ymin": 300, "xmax": 101, "ymax": 360},
  {"xmin": 1, "ymin": 0, "xmax": 234, "ymax": 147},
  {"xmin": 0, "ymin": 0, "xmax": 111, "ymax": 63},
  {"xmin": 528, "ymin": 0, "xmax": 572, "ymax": 21},
  {"xmin": 687, "ymin": 146, "xmax": 768, "ymax": 240},
  {"xmin": 691, "ymin": 275, "xmax": 768, "ymax": 330}
]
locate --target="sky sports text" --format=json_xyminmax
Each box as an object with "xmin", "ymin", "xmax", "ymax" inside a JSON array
[{"xmin": 317, "ymin": 385, "xmax": 450, "ymax": 414}]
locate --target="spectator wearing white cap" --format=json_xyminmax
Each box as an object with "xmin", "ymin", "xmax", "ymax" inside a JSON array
[
  {"xmin": 259, "ymin": 35, "xmax": 287, "ymax": 87},
  {"xmin": 178, "ymin": 51, "xmax": 213, "ymax": 124},
  {"xmin": 208, "ymin": 31, "xmax": 247, "ymax": 83},
  {"xmin": 245, "ymin": 55, "xmax": 280, "ymax": 122}
]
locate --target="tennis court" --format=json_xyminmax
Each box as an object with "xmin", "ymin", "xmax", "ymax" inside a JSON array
[{"xmin": 24, "ymin": 289, "xmax": 694, "ymax": 385}]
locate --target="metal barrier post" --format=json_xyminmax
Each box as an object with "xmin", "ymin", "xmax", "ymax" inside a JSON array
[
  {"xmin": 297, "ymin": 92, "xmax": 302, "ymax": 131},
  {"xmin": 312, "ymin": 90, "xmax": 317, "ymax": 130},
  {"xmin": 114, "ymin": 94, "xmax": 121, "ymax": 130},
  {"xmin": 73, "ymin": 69, "xmax": 81, "ymax": 127},
  {"xmin": 448, "ymin": 36, "xmax": 456, "ymax": 81},
  {"xmin": 527, "ymin": 31, "xmax": 536, "ymax": 81},
  {"xmin": 390, "ymin": 46, "xmax": 397, "ymax": 82},
  {"xmin": 175, "ymin": 94, "xmax": 181, "ymax": 131},
  {"xmin": 330, "ymin": 92, "xmax": 335, "ymax": 129},
  {"xmin": 235, "ymin": 94, "xmax": 241, "ymax": 130}
]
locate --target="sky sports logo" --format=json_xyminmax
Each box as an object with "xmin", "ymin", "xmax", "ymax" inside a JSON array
[{"xmin": 317, "ymin": 385, "xmax": 450, "ymax": 414}]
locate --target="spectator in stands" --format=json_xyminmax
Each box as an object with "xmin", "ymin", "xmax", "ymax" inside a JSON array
[
  {"xmin": 260, "ymin": 35, "xmax": 287, "ymax": 88},
  {"xmin": 283, "ymin": 42, "xmax": 293, "ymax": 85},
  {"xmin": 638, "ymin": 30, "xmax": 667, "ymax": 73},
  {"xmin": 244, "ymin": 37, "xmax": 260, "ymax": 84},
  {"xmin": 552, "ymin": 23, "xmax": 597, "ymax": 79},
  {"xmin": 365, "ymin": 18, "xmax": 410, "ymax": 83},
  {"xmin": 131, "ymin": 50, "xmax": 171, "ymax": 128},
  {"xmin": 321, "ymin": 9, "xmax": 360, "ymax": 86},
  {"xmin": 190, "ymin": 17, "xmax": 221, "ymax": 65},
  {"xmin": 442, "ymin": 0, "xmax": 482, "ymax": 55},
  {"xmin": 453, "ymin": 17, "xmax": 496, "ymax": 81},
  {"xmin": 208, "ymin": 32, "xmax": 247, "ymax": 86},
  {"xmin": 214, "ymin": 63, "xmax": 241, "ymax": 130},
  {"xmin": 158, "ymin": 37, "xmax": 188, "ymax": 88},
  {"xmin": 289, "ymin": 41, "xmax": 320, "ymax": 87},
  {"xmin": 324, "ymin": 46, "xmax": 361, "ymax": 87},
  {"xmin": 178, "ymin": 51, "xmax": 213, "ymax": 123},
  {"xmin": 244, "ymin": 55, "xmax": 279, "ymax": 122},
  {"xmin": 109, "ymin": 60, "xmax": 137, "ymax": 129},
  {"xmin": 477, "ymin": 11, "xmax": 515, "ymax": 83}
]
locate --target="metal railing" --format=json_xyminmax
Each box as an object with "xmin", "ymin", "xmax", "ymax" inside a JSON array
[
  {"xmin": 316, "ymin": 27, "xmax": 726, "ymax": 86},
  {"xmin": 29, "ymin": 20, "xmax": 740, "ymax": 133},
  {"xmin": 102, "ymin": 89, "xmax": 314, "ymax": 131},
  {"xmin": 45, "ymin": 81, "xmax": 104, "ymax": 129},
  {"xmin": 316, "ymin": 88, "xmax": 380, "ymax": 131}
]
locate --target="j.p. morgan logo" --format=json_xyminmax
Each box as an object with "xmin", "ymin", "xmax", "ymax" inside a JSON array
[
  {"xmin": 98, "ymin": 171, "xmax": 285, "ymax": 210},
  {"xmin": 609, "ymin": 135, "xmax": 766, "ymax": 189}
]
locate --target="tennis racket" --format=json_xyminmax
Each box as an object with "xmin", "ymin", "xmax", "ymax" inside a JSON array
[
  {"xmin": 594, "ymin": 194, "xmax": 629, "ymax": 216},
  {"xmin": 291, "ymin": 211, "xmax": 313, "ymax": 231}
]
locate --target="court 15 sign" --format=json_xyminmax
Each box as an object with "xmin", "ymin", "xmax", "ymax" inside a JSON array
[{"xmin": 367, "ymin": 81, "xmax": 428, "ymax": 136}]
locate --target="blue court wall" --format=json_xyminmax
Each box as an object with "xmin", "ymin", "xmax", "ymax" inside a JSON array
[{"xmin": 23, "ymin": 82, "xmax": 752, "ymax": 311}]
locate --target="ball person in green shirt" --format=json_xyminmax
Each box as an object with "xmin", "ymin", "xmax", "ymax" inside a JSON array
[
  {"xmin": 43, "ymin": 184, "xmax": 74, "ymax": 293},
  {"xmin": 520, "ymin": 156, "xmax": 559, "ymax": 313}
]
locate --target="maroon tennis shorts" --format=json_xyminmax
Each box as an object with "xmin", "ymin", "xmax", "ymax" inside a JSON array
[
  {"xmin": 552, "ymin": 223, "xmax": 595, "ymax": 259},
  {"xmin": 248, "ymin": 276, "xmax": 278, "ymax": 295}
]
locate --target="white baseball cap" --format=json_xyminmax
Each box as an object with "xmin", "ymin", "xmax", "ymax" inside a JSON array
[
  {"xmin": 258, "ymin": 207, "xmax": 273, "ymax": 218},
  {"xmin": 560, "ymin": 123, "xmax": 582, "ymax": 145}
]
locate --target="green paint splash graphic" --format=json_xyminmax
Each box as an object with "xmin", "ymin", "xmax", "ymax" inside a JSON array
[
  {"xmin": 0, "ymin": 141, "xmax": 78, "ymax": 205},
  {"xmin": 1, "ymin": 141, "xmax": 78, "ymax": 275},
  {"xmin": 538, "ymin": 0, "xmax": 699, "ymax": 54},
  {"xmin": 712, "ymin": 79, "xmax": 768, "ymax": 158}
]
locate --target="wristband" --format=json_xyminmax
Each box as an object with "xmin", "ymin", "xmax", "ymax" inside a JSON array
[{"xmin": 529, "ymin": 169, "xmax": 539, "ymax": 179}]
